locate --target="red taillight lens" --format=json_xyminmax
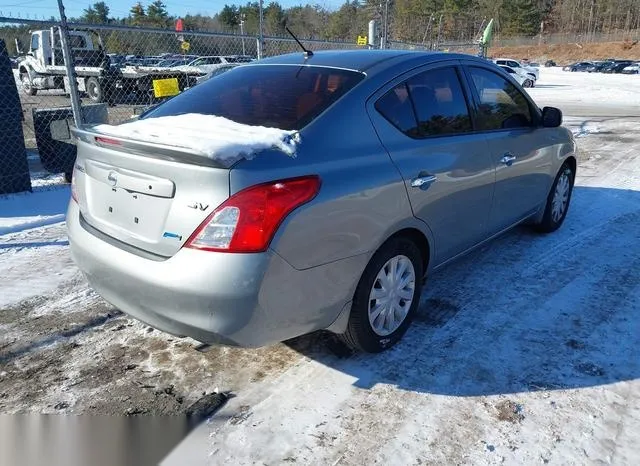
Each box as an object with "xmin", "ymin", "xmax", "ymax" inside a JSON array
[
  {"xmin": 95, "ymin": 136, "xmax": 122, "ymax": 146},
  {"xmin": 185, "ymin": 176, "xmax": 321, "ymax": 253}
]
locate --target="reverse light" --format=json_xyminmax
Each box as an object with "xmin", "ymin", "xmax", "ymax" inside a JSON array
[{"xmin": 185, "ymin": 176, "xmax": 321, "ymax": 253}]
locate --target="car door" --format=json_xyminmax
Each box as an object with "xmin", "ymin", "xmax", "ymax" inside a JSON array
[
  {"xmin": 367, "ymin": 63, "xmax": 496, "ymax": 265},
  {"xmin": 462, "ymin": 63, "xmax": 554, "ymax": 234}
]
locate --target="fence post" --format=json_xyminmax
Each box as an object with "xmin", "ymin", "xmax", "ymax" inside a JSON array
[
  {"xmin": 56, "ymin": 0, "xmax": 83, "ymax": 128},
  {"xmin": 258, "ymin": 0, "xmax": 265, "ymax": 59}
]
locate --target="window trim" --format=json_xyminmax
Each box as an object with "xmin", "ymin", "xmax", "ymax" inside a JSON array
[
  {"xmin": 372, "ymin": 63, "xmax": 477, "ymax": 140},
  {"xmin": 460, "ymin": 63, "xmax": 542, "ymax": 134}
]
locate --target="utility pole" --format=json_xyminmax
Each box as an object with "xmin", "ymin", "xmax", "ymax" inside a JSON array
[
  {"xmin": 239, "ymin": 13, "xmax": 246, "ymax": 55},
  {"xmin": 381, "ymin": 0, "xmax": 390, "ymax": 49},
  {"xmin": 258, "ymin": 0, "xmax": 264, "ymax": 59}
]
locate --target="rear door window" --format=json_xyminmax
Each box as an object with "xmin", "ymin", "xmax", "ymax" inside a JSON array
[
  {"xmin": 375, "ymin": 66, "xmax": 472, "ymax": 138},
  {"xmin": 375, "ymin": 83, "xmax": 419, "ymax": 137},
  {"xmin": 406, "ymin": 67, "xmax": 472, "ymax": 137},
  {"xmin": 144, "ymin": 65, "xmax": 364, "ymax": 131},
  {"xmin": 468, "ymin": 66, "xmax": 534, "ymax": 131}
]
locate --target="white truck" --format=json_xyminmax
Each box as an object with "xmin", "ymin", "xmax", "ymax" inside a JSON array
[{"xmin": 16, "ymin": 27, "xmax": 198, "ymax": 104}]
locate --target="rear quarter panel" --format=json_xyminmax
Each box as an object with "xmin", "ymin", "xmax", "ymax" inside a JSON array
[{"xmin": 229, "ymin": 91, "xmax": 425, "ymax": 271}]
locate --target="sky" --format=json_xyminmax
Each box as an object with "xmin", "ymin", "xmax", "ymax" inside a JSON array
[{"xmin": 0, "ymin": 0, "xmax": 345, "ymax": 21}]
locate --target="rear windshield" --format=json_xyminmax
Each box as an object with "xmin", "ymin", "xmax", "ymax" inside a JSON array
[{"xmin": 143, "ymin": 64, "xmax": 365, "ymax": 130}]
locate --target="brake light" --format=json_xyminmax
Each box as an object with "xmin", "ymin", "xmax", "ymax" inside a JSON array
[
  {"xmin": 185, "ymin": 176, "xmax": 321, "ymax": 253},
  {"xmin": 95, "ymin": 136, "xmax": 122, "ymax": 146}
]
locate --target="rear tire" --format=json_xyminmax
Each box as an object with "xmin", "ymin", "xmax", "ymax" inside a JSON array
[
  {"xmin": 339, "ymin": 237, "xmax": 424, "ymax": 353},
  {"xmin": 534, "ymin": 162, "xmax": 575, "ymax": 233},
  {"xmin": 86, "ymin": 77, "xmax": 103, "ymax": 102}
]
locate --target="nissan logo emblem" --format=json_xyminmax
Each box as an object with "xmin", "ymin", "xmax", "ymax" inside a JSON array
[{"xmin": 107, "ymin": 171, "xmax": 118, "ymax": 187}]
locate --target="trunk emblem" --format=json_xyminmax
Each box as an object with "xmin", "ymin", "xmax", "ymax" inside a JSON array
[
  {"xmin": 107, "ymin": 171, "xmax": 118, "ymax": 187},
  {"xmin": 187, "ymin": 202, "xmax": 209, "ymax": 211}
]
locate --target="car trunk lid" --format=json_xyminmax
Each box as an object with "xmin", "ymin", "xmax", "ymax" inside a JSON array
[{"xmin": 72, "ymin": 128, "xmax": 230, "ymax": 258}]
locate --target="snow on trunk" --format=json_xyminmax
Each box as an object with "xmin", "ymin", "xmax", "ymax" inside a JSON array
[{"xmin": 92, "ymin": 114, "xmax": 301, "ymax": 164}]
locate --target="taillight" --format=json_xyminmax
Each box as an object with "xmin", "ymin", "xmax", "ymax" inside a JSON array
[
  {"xmin": 185, "ymin": 176, "xmax": 321, "ymax": 253},
  {"xmin": 95, "ymin": 136, "xmax": 122, "ymax": 146}
]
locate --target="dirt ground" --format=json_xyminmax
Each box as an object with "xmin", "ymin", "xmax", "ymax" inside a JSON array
[{"xmin": 486, "ymin": 40, "xmax": 640, "ymax": 64}]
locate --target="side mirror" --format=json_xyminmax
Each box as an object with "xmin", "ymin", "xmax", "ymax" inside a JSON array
[
  {"xmin": 14, "ymin": 38, "xmax": 23, "ymax": 54},
  {"xmin": 542, "ymin": 106, "xmax": 562, "ymax": 128}
]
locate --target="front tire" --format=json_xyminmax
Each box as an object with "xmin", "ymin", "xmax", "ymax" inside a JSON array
[
  {"xmin": 339, "ymin": 237, "xmax": 424, "ymax": 353},
  {"xmin": 534, "ymin": 163, "xmax": 575, "ymax": 233},
  {"xmin": 523, "ymin": 79, "xmax": 533, "ymax": 88},
  {"xmin": 20, "ymin": 72, "xmax": 37, "ymax": 96}
]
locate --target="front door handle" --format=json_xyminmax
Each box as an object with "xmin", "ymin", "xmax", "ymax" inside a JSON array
[
  {"xmin": 411, "ymin": 174, "xmax": 438, "ymax": 188},
  {"xmin": 500, "ymin": 153, "xmax": 516, "ymax": 166}
]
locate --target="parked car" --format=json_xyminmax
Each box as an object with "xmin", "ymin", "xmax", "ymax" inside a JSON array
[
  {"xmin": 621, "ymin": 63, "xmax": 640, "ymax": 74},
  {"xmin": 498, "ymin": 65, "xmax": 535, "ymax": 87},
  {"xmin": 494, "ymin": 58, "xmax": 539, "ymax": 81},
  {"xmin": 602, "ymin": 61, "xmax": 634, "ymax": 74},
  {"xmin": 173, "ymin": 55, "xmax": 256, "ymax": 75},
  {"xmin": 152, "ymin": 57, "xmax": 195, "ymax": 68},
  {"xmin": 544, "ymin": 60, "xmax": 556, "ymax": 67},
  {"xmin": 563, "ymin": 61, "xmax": 594, "ymax": 72},
  {"xmin": 67, "ymin": 50, "xmax": 577, "ymax": 353},
  {"xmin": 195, "ymin": 63, "xmax": 240, "ymax": 84},
  {"xmin": 590, "ymin": 60, "xmax": 616, "ymax": 72}
]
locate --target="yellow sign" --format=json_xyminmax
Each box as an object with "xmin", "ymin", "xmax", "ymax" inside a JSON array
[
  {"xmin": 181, "ymin": 41, "xmax": 191, "ymax": 52},
  {"xmin": 152, "ymin": 78, "xmax": 180, "ymax": 98},
  {"xmin": 357, "ymin": 35, "xmax": 367, "ymax": 46}
]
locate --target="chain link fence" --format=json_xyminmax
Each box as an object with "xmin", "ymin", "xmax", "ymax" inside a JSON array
[{"xmin": 5, "ymin": 9, "xmax": 628, "ymax": 193}]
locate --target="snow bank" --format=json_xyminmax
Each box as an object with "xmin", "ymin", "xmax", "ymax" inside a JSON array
[{"xmin": 93, "ymin": 114, "xmax": 301, "ymax": 164}]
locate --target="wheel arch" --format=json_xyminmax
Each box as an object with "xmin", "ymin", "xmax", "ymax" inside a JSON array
[{"xmin": 325, "ymin": 224, "xmax": 433, "ymax": 335}]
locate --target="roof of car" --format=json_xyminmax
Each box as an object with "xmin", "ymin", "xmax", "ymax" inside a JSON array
[{"xmin": 254, "ymin": 49, "xmax": 480, "ymax": 73}]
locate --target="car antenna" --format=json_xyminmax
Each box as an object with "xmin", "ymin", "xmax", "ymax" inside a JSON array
[{"xmin": 285, "ymin": 24, "xmax": 313, "ymax": 58}]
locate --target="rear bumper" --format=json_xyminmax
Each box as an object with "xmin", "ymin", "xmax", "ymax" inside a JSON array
[{"xmin": 67, "ymin": 201, "xmax": 365, "ymax": 347}]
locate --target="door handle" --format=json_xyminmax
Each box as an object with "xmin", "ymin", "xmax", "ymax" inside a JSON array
[
  {"xmin": 500, "ymin": 153, "xmax": 516, "ymax": 166},
  {"xmin": 411, "ymin": 174, "xmax": 437, "ymax": 188}
]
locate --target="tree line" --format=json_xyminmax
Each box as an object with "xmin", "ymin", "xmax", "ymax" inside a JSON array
[
  {"xmin": 1, "ymin": 0, "xmax": 639, "ymax": 56},
  {"xmin": 72, "ymin": 0, "xmax": 640, "ymax": 43}
]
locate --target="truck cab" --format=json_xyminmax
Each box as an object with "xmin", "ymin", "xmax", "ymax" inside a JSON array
[
  {"xmin": 26, "ymin": 28, "xmax": 97, "ymax": 70},
  {"xmin": 17, "ymin": 28, "xmax": 107, "ymax": 97}
]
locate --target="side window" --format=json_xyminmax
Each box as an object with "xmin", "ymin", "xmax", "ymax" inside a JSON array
[
  {"xmin": 406, "ymin": 67, "xmax": 473, "ymax": 137},
  {"xmin": 468, "ymin": 67, "xmax": 533, "ymax": 131},
  {"xmin": 31, "ymin": 34, "xmax": 39, "ymax": 51},
  {"xmin": 375, "ymin": 83, "xmax": 419, "ymax": 137},
  {"xmin": 508, "ymin": 61, "xmax": 520, "ymax": 68}
]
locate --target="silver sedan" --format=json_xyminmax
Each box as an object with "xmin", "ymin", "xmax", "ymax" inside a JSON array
[{"xmin": 67, "ymin": 50, "xmax": 577, "ymax": 352}]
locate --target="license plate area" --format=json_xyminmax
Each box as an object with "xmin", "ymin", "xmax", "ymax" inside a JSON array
[{"xmin": 87, "ymin": 183, "xmax": 170, "ymax": 242}]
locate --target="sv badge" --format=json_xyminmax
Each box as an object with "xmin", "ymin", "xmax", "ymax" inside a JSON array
[{"xmin": 187, "ymin": 202, "xmax": 209, "ymax": 211}]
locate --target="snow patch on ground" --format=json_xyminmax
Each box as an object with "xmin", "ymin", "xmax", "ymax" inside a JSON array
[
  {"xmin": 572, "ymin": 121, "xmax": 603, "ymax": 138},
  {"xmin": 93, "ymin": 114, "xmax": 301, "ymax": 164},
  {"xmin": 0, "ymin": 186, "xmax": 70, "ymax": 236},
  {"xmin": 526, "ymin": 67, "xmax": 640, "ymax": 110}
]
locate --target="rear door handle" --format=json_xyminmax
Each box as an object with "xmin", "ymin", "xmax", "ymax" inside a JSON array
[
  {"xmin": 500, "ymin": 153, "xmax": 516, "ymax": 166},
  {"xmin": 411, "ymin": 174, "xmax": 437, "ymax": 188}
]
